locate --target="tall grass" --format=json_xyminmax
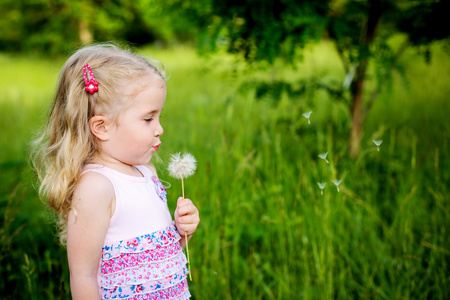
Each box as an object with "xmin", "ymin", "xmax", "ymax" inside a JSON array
[{"xmin": 0, "ymin": 41, "xmax": 449, "ymax": 299}]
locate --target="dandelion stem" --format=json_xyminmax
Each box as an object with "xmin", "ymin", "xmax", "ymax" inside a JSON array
[
  {"xmin": 181, "ymin": 176, "xmax": 192, "ymax": 281},
  {"xmin": 185, "ymin": 231, "xmax": 191, "ymax": 281},
  {"xmin": 181, "ymin": 177, "xmax": 185, "ymax": 199}
]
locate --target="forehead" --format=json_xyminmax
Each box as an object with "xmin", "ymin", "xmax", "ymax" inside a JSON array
[
  {"xmin": 122, "ymin": 72, "xmax": 166, "ymax": 95},
  {"xmin": 122, "ymin": 73, "xmax": 166, "ymax": 113}
]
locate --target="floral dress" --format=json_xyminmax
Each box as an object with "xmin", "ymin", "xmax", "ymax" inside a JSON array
[
  {"xmin": 83, "ymin": 165, "xmax": 190, "ymax": 300},
  {"xmin": 100, "ymin": 222, "xmax": 190, "ymax": 299}
]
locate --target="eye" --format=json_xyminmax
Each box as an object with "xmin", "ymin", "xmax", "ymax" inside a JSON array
[{"xmin": 144, "ymin": 117, "xmax": 153, "ymax": 122}]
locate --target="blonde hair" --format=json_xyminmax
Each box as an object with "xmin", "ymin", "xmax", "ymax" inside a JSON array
[{"xmin": 31, "ymin": 44, "xmax": 166, "ymax": 244}]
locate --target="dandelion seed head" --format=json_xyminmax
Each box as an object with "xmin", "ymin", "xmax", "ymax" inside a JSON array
[
  {"xmin": 318, "ymin": 152, "xmax": 328, "ymax": 159},
  {"xmin": 373, "ymin": 140, "xmax": 383, "ymax": 146},
  {"xmin": 302, "ymin": 111, "xmax": 312, "ymax": 118},
  {"xmin": 168, "ymin": 152, "xmax": 197, "ymax": 179}
]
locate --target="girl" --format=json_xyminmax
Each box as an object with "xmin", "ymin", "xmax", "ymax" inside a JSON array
[{"xmin": 33, "ymin": 44, "xmax": 200, "ymax": 299}]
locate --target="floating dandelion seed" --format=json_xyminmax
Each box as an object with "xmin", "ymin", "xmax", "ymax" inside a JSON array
[
  {"xmin": 373, "ymin": 140, "xmax": 383, "ymax": 152},
  {"xmin": 331, "ymin": 179, "xmax": 342, "ymax": 192},
  {"xmin": 168, "ymin": 152, "xmax": 197, "ymax": 281},
  {"xmin": 302, "ymin": 111, "xmax": 312, "ymax": 124},
  {"xmin": 318, "ymin": 152, "xmax": 329, "ymax": 164},
  {"xmin": 317, "ymin": 182, "xmax": 326, "ymax": 195}
]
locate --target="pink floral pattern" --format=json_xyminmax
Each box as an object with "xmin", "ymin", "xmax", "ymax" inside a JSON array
[
  {"xmin": 101, "ymin": 270, "xmax": 189, "ymax": 299},
  {"xmin": 101, "ymin": 223, "xmax": 190, "ymax": 299},
  {"xmin": 102, "ymin": 242, "xmax": 182, "ymax": 274},
  {"xmin": 102, "ymin": 253, "xmax": 187, "ymax": 287},
  {"xmin": 152, "ymin": 176, "xmax": 167, "ymax": 202},
  {"xmin": 102, "ymin": 280, "xmax": 190, "ymax": 300},
  {"xmin": 102, "ymin": 224, "xmax": 179, "ymax": 260}
]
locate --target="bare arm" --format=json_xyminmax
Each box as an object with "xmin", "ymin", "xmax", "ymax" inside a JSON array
[{"xmin": 66, "ymin": 172, "xmax": 114, "ymax": 300}]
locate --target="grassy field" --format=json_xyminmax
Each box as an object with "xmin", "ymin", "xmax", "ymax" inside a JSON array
[{"xmin": 0, "ymin": 41, "xmax": 449, "ymax": 299}]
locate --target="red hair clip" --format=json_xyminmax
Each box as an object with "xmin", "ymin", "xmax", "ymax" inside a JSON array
[{"xmin": 83, "ymin": 64, "xmax": 99, "ymax": 94}]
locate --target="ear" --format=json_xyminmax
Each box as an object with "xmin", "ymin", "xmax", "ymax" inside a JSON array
[{"xmin": 90, "ymin": 115, "xmax": 110, "ymax": 141}]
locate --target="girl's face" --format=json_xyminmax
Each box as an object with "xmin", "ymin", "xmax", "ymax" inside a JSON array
[{"xmin": 102, "ymin": 73, "xmax": 166, "ymax": 168}]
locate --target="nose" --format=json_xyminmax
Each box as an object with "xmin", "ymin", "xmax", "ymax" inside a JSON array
[{"xmin": 155, "ymin": 121, "xmax": 164, "ymax": 137}]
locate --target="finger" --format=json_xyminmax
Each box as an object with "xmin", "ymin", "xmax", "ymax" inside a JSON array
[
  {"xmin": 175, "ymin": 206, "xmax": 199, "ymax": 224},
  {"xmin": 176, "ymin": 214, "xmax": 199, "ymax": 226},
  {"xmin": 177, "ymin": 205, "xmax": 197, "ymax": 217},
  {"xmin": 176, "ymin": 223, "xmax": 198, "ymax": 236},
  {"xmin": 177, "ymin": 197, "xmax": 193, "ymax": 208}
]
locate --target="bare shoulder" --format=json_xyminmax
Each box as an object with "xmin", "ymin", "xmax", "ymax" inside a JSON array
[
  {"xmin": 145, "ymin": 163, "xmax": 158, "ymax": 177},
  {"xmin": 76, "ymin": 171, "xmax": 114, "ymax": 199},
  {"xmin": 70, "ymin": 171, "xmax": 114, "ymax": 219}
]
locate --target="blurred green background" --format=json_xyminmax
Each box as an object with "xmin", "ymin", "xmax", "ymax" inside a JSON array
[{"xmin": 1, "ymin": 1, "xmax": 449, "ymax": 299}]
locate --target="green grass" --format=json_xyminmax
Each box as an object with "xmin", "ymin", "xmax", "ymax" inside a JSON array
[{"xmin": 0, "ymin": 41, "xmax": 449, "ymax": 299}]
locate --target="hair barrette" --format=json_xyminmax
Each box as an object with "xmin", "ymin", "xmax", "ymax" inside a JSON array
[{"xmin": 83, "ymin": 64, "xmax": 99, "ymax": 94}]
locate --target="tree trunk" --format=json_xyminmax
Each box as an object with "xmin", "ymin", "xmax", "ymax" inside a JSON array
[
  {"xmin": 348, "ymin": 0, "xmax": 384, "ymax": 157},
  {"xmin": 349, "ymin": 63, "xmax": 366, "ymax": 157},
  {"xmin": 79, "ymin": 20, "xmax": 93, "ymax": 44}
]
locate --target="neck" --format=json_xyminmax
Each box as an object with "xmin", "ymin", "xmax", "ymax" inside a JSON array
[{"xmin": 90, "ymin": 153, "xmax": 142, "ymax": 177}]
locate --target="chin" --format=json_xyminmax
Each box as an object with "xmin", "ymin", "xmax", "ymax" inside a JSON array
[{"xmin": 144, "ymin": 155, "xmax": 154, "ymax": 164}]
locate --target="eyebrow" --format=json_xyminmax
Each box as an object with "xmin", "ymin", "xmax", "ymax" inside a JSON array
[
  {"xmin": 145, "ymin": 106, "xmax": 162, "ymax": 113},
  {"xmin": 143, "ymin": 107, "xmax": 165, "ymax": 116},
  {"xmin": 144, "ymin": 110, "xmax": 159, "ymax": 115}
]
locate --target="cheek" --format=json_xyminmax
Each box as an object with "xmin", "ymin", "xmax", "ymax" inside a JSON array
[{"xmin": 134, "ymin": 127, "xmax": 154, "ymax": 145}]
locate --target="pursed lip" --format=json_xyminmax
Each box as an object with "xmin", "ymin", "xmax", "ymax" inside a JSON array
[{"xmin": 153, "ymin": 143, "xmax": 161, "ymax": 151}]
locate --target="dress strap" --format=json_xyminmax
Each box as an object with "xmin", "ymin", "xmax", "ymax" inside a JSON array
[
  {"xmin": 134, "ymin": 165, "xmax": 154, "ymax": 177},
  {"xmin": 81, "ymin": 165, "xmax": 117, "ymax": 184}
]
